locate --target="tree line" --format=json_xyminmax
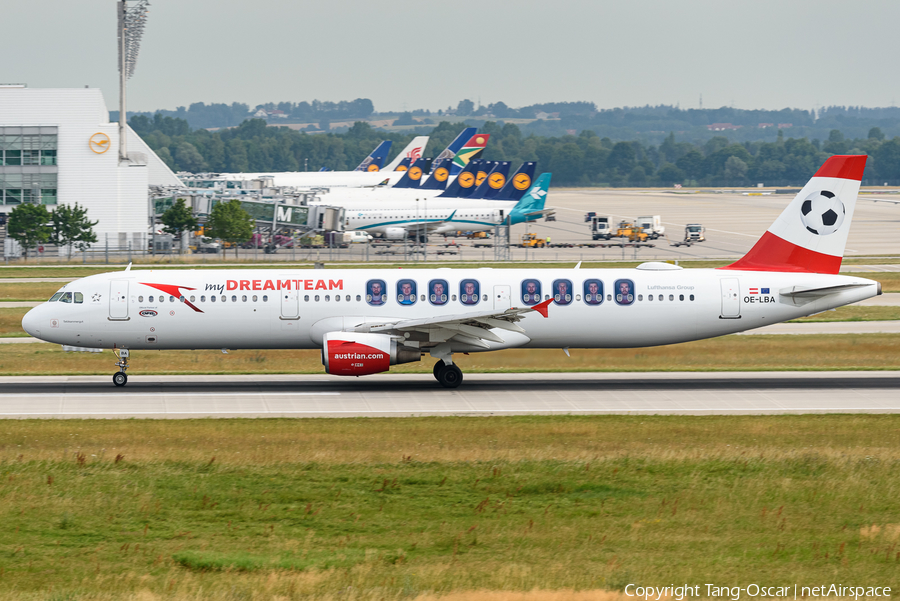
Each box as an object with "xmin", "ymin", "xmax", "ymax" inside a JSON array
[{"xmin": 131, "ymin": 116, "xmax": 900, "ymax": 187}]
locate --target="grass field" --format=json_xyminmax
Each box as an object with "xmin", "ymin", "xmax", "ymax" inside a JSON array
[
  {"xmin": 2, "ymin": 334, "xmax": 900, "ymax": 375},
  {"xmin": 1, "ymin": 416, "xmax": 899, "ymax": 600}
]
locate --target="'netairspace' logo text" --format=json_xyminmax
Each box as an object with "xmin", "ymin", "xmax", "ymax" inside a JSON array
[{"xmin": 625, "ymin": 584, "xmax": 892, "ymax": 600}]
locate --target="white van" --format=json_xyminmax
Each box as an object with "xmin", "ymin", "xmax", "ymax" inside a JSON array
[{"xmin": 344, "ymin": 231, "xmax": 374, "ymax": 244}]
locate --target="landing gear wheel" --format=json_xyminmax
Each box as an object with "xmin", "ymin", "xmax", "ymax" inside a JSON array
[
  {"xmin": 113, "ymin": 372, "xmax": 128, "ymax": 387},
  {"xmin": 436, "ymin": 363, "xmax": 463, "ymax": 389},
  {"xmin": 433, "ymin": 361, "xmax": 443, "ymax": 380}
]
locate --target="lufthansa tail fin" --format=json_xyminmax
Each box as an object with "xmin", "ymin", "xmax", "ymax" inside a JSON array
[
  {"xmin": 470, "ymin": 162, "xmax": 511, "ymax": 199},
  {"xmin": 354, "ymin": 140, "xmax": 392, "ymax": 172},
  {"xmin": 438, "ymin": 159, "xmax": 483, "ymax": 198},
  {"xmin": 450, "ymin": 134, "xmax": 490, "ymax": 175},
  {"xmin": 384, "ymin": 136, "xmax": 429, "ymax": 171},
  {"xmin": 392, "ymin": 157, "xmax": 433, "ymax": 189},
  {"xmin": 494, "ymin": 162, "xmax": 537, "ymax": 201},
  {"xmin": 721, "ymin": 155, "xmax": 867, "ymax": 274},
  {"xmin": 420, "ymin": 158, "xmax": 452, "ymax": 191}
]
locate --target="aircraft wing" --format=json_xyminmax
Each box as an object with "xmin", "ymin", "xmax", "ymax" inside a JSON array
[
  {"xmin": 389, "ymin": 210, "xmax": 459, "ymax": 234},
  {"xmin": 358, "ymin": 299, "xmax": 552, "ymax": 348}
]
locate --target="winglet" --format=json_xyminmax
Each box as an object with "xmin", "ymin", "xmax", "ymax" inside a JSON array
[
  {"xmin": 533, "ymin": 298, "xmax": 552, "ymax": 318},
  {"xmin": 125, "ymin": 262, "xmax": 132, "ymax": 272}
]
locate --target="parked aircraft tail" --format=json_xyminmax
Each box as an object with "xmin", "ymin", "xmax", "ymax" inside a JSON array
[
  {"xmin": 494, "ymin": 162, "xmax": 537, "ymax": 201},
  {"xmin": 392, "ymin": 157, "xmax": 433, "ymax": 189},
  {"xmin": 450, "ymin": 134, "xmax": 490, "ymax": 175},
  {"xmin": 354, "ymin": 140, "xmax": 392, "ymax": 172},
  {"xmin": 420, "ymin": 158, "xmax": 453, "ymax": 191},
  {"xmin": 438, "ymin": 159, "xmax": 484, "ymax": 198},
  {"xmin": 509, "ymin": 173, "xmax": 552, "ymax": 224},
  {"xmin": 384, "ymin": 136, "xmax": 429, "ymax": 171},
  {"xmin": 722, "ymin": 155, "xmax": 867, "ymax": 274},
  {"xmin": 470, "ymin": 162, "xmax": 511, "ymax": 199},
  {"xmin": 393, "ymin": 157, "xmax": 411, "ymax": 172},
  {"xmin": 433, "ymin": 127, "xmax": 477, "ymax": 166}
]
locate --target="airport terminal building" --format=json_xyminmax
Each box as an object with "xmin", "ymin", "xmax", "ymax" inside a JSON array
[{"xmin": 0, "ymin": 85, "xmax": 181, "ymax": 252}]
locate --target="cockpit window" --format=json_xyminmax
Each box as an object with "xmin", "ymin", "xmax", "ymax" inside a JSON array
[
  {"xmin": 74, "ymin": 292, "xmax": 83, "ymax": 304},
  {"xmin": 49, "ymin": 292, "xmax": 63, "ymax": 302},
  {"xmin": 60, "ymin": 292, "xmax": 73, "ymax": 303}
]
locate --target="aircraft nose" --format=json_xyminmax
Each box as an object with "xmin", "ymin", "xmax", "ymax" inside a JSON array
[{"xmin": 21, "ymin": 307, "xmax": 41, "ymax": 338}]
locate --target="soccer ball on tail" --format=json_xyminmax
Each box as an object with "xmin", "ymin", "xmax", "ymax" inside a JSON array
[{"xmin": 800, "ymin": 190, "xmax": 845, "ymax": 235}]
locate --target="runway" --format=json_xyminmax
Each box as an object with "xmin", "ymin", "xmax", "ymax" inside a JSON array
[{"xmin": 1, "ymin": 371, "xmax": 898, "ymax": 418}]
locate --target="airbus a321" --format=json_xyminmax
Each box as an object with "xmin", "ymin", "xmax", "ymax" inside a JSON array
[{"xmin": 22, "ymin": 155, "xmax": 881, "ymax": 388}]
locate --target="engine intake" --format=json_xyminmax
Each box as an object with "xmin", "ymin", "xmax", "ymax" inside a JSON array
[
  {"xmin": 321, "ymin": 332, "xmax": 420, "ymax": 376},
  {"xmin": 384, "ymin": 227, "xmax": 408, "ymax": 240}
]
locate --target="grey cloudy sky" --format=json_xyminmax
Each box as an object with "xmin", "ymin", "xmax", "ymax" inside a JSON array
[{"xmin": 5, "ymin": 0, "xmax": 899, "ymax": 113}]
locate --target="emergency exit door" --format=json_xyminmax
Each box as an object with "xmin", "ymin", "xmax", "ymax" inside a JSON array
[
  {"xmin": 280, "ymin": 275, "xmax": 299, "ymax": 319},
  {"xmin": 494, "ymin": 285, "xmax": 511, "ymax": 310},
  {"xmin": 719, "ymin": 278, "xmax": 741, "ymax": 319}
]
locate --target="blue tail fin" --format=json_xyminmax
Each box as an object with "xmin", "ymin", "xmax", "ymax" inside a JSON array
[
  {"xmin": 392, "ymin": 157, "xmax": 432, "ymax": 189},
  {"xmin": 420, "ymin": 158, "xmax": 452, "ymax": 191},
  {"xmin": 438, "ymin": 159, "xmax": 483, "ymax": 198},
  {"xmin": 393, "ymin": 157, "xmax": 411, "ymax": 172},
  {"xmin": 494, "ymin": 162, "xmax": 537, "ymax": 201},
  {"xmin": 509, "ymin": 173, "xmax": 552, "ymax": 225},
  {"xmin": 433, "ymin": 127, "xmax": 477, "ymax": 167},
  {"xmin": 470, "ymin": 162, "xmax": 511, "ymax": 199},
  {"xmin": 354, "ymin": 140, "xmax": 392, "ymax": 171}
]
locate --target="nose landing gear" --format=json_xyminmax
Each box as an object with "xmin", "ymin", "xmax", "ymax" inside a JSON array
[{"xmin": 113, "ymin": 349, "xmax": 129, "ymax": 387}]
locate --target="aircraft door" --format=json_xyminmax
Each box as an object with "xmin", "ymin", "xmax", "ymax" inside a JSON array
[
  {"xmin": 494, "ymin": 285, "xmax": 511, "ymax": 311},
  {"xmin": 280, "ymin": 276, "xmax": 300, "ymax": 319},
  {"xmin": 719, "ymin": 278, "xmax": 741, "ymax": 319},
  {"xmin": 109, "ymin": 280, "xmax": 129, "ymax": 320}
]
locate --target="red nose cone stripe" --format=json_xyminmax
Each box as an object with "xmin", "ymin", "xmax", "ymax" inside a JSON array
[
  {"xmin": 720, "ymin": 231, "xmax": 842, "ymax": 274},
  {"xmin": 140, "ymin": 282, "xmax": 203, "ymax": 313},
  {"xmin": 813, "ymin": 155, "xmax": 867, "ymax": 181}
]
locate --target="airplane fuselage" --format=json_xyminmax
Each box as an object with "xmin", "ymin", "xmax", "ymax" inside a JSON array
[{"xmin": 23, "ymin": 266, "xmax": 879, "ymax": 352}]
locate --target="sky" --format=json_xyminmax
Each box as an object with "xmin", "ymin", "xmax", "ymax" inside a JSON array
[{"xmin": 4, "ymin": 0, "xmax": 900, "ymax": 114}]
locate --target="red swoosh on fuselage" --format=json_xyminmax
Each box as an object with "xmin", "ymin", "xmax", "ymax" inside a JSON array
[{"xmin": 140, "ymin": 283, "xmax": 203, "ymax": 313}]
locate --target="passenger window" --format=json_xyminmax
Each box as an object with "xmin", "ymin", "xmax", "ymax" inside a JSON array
[
  {"xmin": 201, "ymin": 295, "xmax": 206, "ymax": 302},
  {"xmin": 521, "ymin": 279, "xmax": 541, "ymax": 306},
  {"xmin": 366, "ymin": 279, "xmax": 387, "ymax": 306},
  {"xmin": 346, "ymin": 295, "xmax": 351, "ymax": 302},
  {"xmin": 428, "ymin": 279, "xmax": 449, "ymax": 305},
  {"xmin": 315, "ymin": 295, "xmax": 320, "ymax": 302},
  {"xmin": 304, "ymin": 295, "xmax": 309, "ymax": 302},
  {"xmin": 232, "ymin": 295, "xmax": 237, "ymax": 302},
  {"xmin": 170, "ymin": 296, "xmax": 175, "ymax": 302},
  {"xmin": 221, "ymin": 296, "xmax": 226, "ymax": 302},
  {"xmin": 614, "ymin": 280, "xmax": 635, "ymax": 306},
  {"xmin": 190, "ymin": 296, "xmax": 195, "ymax": 302},
  {"xmin": 179, "ymin": 296, "xmax": 185, "ymax": 303},
  {"xmin": 60, "ymin": 292, "xmax": 72, "ymax": 303},
  {"xmin": 356, "ymin": 295, "xmax": 361, "ymax": 302},
  {"xmin": 679, "ymin": 294, "xmax": 684, "ymax": 301},
  {"xmin": 211, "ymin": 296, "xmax": 216, "ymax": 303},
  {"xmin": 552, "ymin": 279, "xmax": 573, "ymax": 305},
  {"xmin": 138, "ymin": 296, "xmax": 144, "ymax": 302},
  {"xmin": 397, "ymin": 279, "xmax": 417, "ymax": 305},
  {"xmin": 669, "ymin": 294, "xmax": 674, "ymax": 301},
  {"xmin": 242, "ymin": 295, "xmax": 247, "ymax": 302},
  {"xmin": 325, "ymin": 295, "xmax": 330, "ymax": 301},
  {"xmin": 74, "ymin": 292, "xmax": 83, "ymax": 303},
  {"xmin": 459, "ymin": 279, "xmax": 480, "ymax": 305},
  {"xmin": 253, "ymin": 295, "xmax": 258, "ymax": 302},
  {"xmin": 149, "ymin": 295, "xmax": 155, "ymax": 303},
  {"xmin": 263, "ymin": 295, "xmax": 268, "ymax": 302},
  {"xmin": 160, "ymin": 296, "xmax": 165, "ymax": 303},
  {"xmin": 690, "ymin": 294, "xmax": 695, "ymax": 301},
  {"xmin": 49, "ymin": 292, "xmax": 63, "ymax": 302},
  {"xmin": 583, "ymin": 279, "xmax": 603, "ymax": 305}
]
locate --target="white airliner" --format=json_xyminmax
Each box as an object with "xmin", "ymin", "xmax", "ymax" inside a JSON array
[
  {"xmin": 22, "ymin": 155, "xmax": 880, "ymax": 389},
  {"xmin": 213, "ymin": 136, "xmax": 429, "ymax": 189}
]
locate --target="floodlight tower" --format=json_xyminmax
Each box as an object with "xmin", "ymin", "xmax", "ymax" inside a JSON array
[{"xmin": 117, "ymin": 0, "xmax": 150, "ymax": 162}]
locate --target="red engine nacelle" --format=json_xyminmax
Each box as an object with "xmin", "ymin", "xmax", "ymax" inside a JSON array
[{"xmin": 321, "ymin": 332, "xmax": 420, "ymax": 376}]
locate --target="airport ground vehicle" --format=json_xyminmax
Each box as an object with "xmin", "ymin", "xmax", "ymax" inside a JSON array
[
  {"xmin": 671, "ymin": 224, "xmax": 706, "ymax": 247},
  {"xmin": 589, "ymin": 215, "xmax": 611, "ymax": 240},
  {"xmin": 23, "ymin": 156, "xmax": 880, "ymax": 390},
  {"xmin": 521, "ymin": 233, "xmax": 546, "ymax": 248},
  {"xmin": 635, "ymin": 216, "xmax": 665, "ymax": 239}
]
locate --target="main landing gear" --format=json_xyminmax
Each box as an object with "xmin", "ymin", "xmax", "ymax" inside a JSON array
[
  {"xmin": 433, "ymin": 360, "xmax": 463, "ymax": 389},
  {"xmin": 113, "ymin": 349, "xmax": 129, "ymax": 387}
]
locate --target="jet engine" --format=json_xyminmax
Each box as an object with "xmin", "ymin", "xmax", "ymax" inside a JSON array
[
  {"xmin": 321, "ymin": 332, "xmax": 421, "ymax": 376},
  {"xmin": 384, "ymin": 227, "xmax": 408, "ymax": 240}
]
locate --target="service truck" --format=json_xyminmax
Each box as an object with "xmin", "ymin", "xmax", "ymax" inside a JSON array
[
  {"xmin": 589, "ymin": 215, "xmax": 612, "ymax": 240},
  {"xmin": 635, "ymin": 215, "xmax": 665, "ymax": 239}
]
